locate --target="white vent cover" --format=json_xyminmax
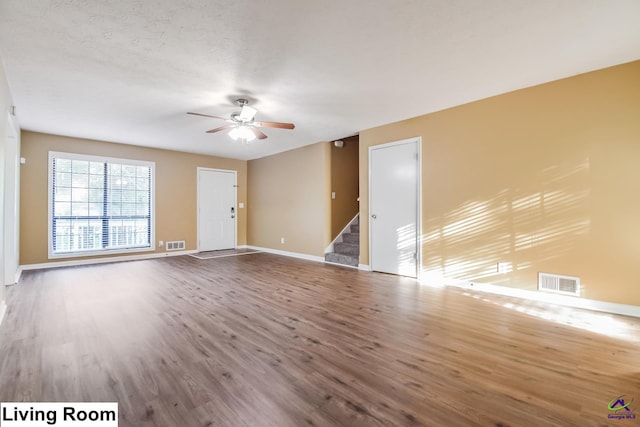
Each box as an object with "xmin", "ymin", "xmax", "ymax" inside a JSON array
[
  {"xmin": 166, "ymin": 240, "xmax": 185, "ymax": 251},
  {"xmin": 538, "ymin": 272, "xmax": 580, "ymax": 296}
]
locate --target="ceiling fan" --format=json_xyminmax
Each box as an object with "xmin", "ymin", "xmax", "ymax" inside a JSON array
[{"xmin": 187, "ymin": 99, "xmax": 295, "ymax": 142}]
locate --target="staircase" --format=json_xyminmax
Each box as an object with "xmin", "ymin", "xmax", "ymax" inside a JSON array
[{"xmin": 325, "ymin": 215, "xmax": 359, "ymax": 267}]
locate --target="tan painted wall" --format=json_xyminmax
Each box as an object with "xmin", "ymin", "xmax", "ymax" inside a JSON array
[
  {"xmin": 20, "ymin": 131, "xmax": 247, "ymax": 265},
  {"xmin": 330, "ymin": 136, "xmax": 359, "ymax": 239},
  {"xmin": 359, "ymin": 60, "xmax": 640, "ymax": 306},
  {"xmin": 247, "ymin": 142, "xmax": 331, "ymax": 257}
]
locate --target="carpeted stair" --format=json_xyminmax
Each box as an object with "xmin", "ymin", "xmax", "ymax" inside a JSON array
[{"xmin": 325, "ymin": 216, "xmax": 359, "ymax": 267}]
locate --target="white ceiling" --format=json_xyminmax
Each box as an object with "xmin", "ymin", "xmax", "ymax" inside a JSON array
[{"xmin": 1, "ymin": 1, "xmax": 639, "ymax": 161}]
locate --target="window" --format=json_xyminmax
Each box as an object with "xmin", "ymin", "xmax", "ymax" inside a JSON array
[{"xmin": 48, "ymin": 151, "xmax": 155, "ymax": 258}]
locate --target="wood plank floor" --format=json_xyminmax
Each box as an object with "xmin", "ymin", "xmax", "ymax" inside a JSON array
[{"xmin": 1, "ymin": 253, "xmax": 639, "ymax": 426}]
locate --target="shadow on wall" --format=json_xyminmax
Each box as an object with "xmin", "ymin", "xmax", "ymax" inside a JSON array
[{"xmin": 421, "ymin": 158, "xmax": 591, "ymax": 286}]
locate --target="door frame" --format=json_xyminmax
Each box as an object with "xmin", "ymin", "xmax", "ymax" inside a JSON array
[
  {"xmin": 196, "ymin": 167, "xmax": 238, "ymax": 252},
  {"xmin": 368, "ymin": 137, "xmax": 422, "ymax": 278}
]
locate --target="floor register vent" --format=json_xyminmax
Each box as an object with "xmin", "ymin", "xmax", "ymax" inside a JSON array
[
  {"xmin": 166, "ymin": 240, "xmax": 186, "ymax": 251},
  {"xmin": 538, "ymin": 272, "xmax": 580, "ymax": 296}
]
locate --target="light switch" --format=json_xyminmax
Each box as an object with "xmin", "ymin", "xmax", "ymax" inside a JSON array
[
  {"xmin": 239, "ymin": 202, "xmax": 245, "ymax": 208},
  {"xmin": 331, "ymin": 192, "xmax": 336, "ymax": 200}
]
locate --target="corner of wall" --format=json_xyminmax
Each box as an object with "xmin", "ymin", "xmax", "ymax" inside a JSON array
[
  {"xmin": 322, "ymin": 141, "xmax": 332, "ymax": 248},
  {"xmin": 0, "ymin": 54, "xmax": 17, "ymax": 310}
]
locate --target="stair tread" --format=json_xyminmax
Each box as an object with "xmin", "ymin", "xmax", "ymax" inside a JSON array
[
  {"xmin": 334, "ymin": 242, "xmax": 359, "ymax": 256},
  {"xmin": 336, "ymin": 241, "xmax": 358, "ymax": 247},
  {"xmin": 342, "ymin": 233, "xmax": 359, "ymax": 244},
  {"xmin": 325, "ymin": 252, "xmax": 358, "ymax": 267}
]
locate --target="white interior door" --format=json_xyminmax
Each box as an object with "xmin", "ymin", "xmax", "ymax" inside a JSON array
[
  {"xmin": 369, "ymin": 138, "xmax": 420, "ymax": 277},
  {"xmin": 198, "ymin": 168, "xmax": 236, "ymax": 251}
]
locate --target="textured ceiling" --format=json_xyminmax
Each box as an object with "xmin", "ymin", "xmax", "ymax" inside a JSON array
[{"xmin": 1, "ymin": 0, "xmax": 639, "ymax": 160}]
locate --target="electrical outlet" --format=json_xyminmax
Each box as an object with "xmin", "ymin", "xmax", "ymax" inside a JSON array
[
  {"xmin": 280, "ymin": 237, "xmax": 285, "ymax": 244},
  {"xmin": 159, "ymin": 240, "xmax": 164, "ymax": 247}
]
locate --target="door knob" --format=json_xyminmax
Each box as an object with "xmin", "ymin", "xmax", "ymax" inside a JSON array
[{"xmin": 371, "ymin": 214, "xmax": 377, "ymax": 219}]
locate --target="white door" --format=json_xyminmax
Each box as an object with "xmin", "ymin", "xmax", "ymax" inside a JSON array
[
  {"xmin": 369, "ymin": 138, "xmax": 420, "ymax": 277},
  {"xmin": 198, "ymin": 168, "xmax": 237, "ymax": 251}
]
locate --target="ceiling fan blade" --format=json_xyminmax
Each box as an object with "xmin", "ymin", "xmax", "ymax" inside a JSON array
[
  {"xmin": 253, "ymin": 121, "xmax": 295, "ymax": 130},
  {"xmin": 239, "ymin": 105, "xmax": 257, "ymax": 121},
  {"xmin": 187, "ymin": 112, "xmax": 228, "ymax": 121},
  {"xmin": 206, "ymin": 124, "xmax": 236, "ymax": 134},
  {"xmin": 251, "ymin": 127, "xmax": 268, "ymax": 140}
]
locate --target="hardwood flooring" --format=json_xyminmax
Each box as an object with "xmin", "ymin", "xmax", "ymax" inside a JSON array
[{"xmin": 1, "ymin": 253, "xmax": 639, "ymax": 426}]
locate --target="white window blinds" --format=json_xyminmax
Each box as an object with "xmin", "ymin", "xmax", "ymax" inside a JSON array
[{"xmin": 49, "ymin": 151, "xmax": 154, "ymax": 257}]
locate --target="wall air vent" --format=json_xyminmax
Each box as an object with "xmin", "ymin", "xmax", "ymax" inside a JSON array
[
  {"xmin": 538, "ymin": 272, "xmax": 580, "ymax": 296},
  {"xmin": 166, "ymin": 240, "xmax": 186, "ymax": 251}
]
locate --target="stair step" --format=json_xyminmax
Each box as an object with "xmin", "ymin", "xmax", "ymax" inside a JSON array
[
  {"xmin": 342, "ymin": 233, "xmax": 359, "ymax": 244},
  {"xmin": 334, "ymin": 242, "xmax": 359, "ymax": 256},
  {"xmin": 326, "ymin": 215, "xmax": 360, "ymax": 268},
  {"xmin": 325, "ymin": 252, "xmax": 358, "ymax": 267}
]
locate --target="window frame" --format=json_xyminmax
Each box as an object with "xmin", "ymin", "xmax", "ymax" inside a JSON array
[{"xmin": 47, "ymin": 151, "xmax": 156, "ymax": 259}]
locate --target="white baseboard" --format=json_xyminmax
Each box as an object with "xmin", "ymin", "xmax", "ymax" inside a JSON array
[
  {"xmin": 14, "ymin": 267, "xmax": 23, "ymax": 284},
  {"xmin": 446, "ymin": 280, "xmax": 640, "ymax": 318},
  {"xmin": 19, "ymin": 250, "xmax": 198, "ymax": 272},
  {"xmin": 358, "ymin": 264, "xmax": 371, "ymax": 271},
  {"xmin": 0, "ymin": 301, "xmax": 6, "ymax": 327},
  {"xmin": 246, "ymin": 246, "xmax": 325, "ymax": 263}
]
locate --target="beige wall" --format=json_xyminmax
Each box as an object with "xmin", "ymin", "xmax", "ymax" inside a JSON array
[
  {"xmin": 330, "ymin": 136, "xmax": 359, "ymax": 239},
  {"xmin": 247, "ymin": 142, "xmax": 331, "ymax": 257},
  {"xmin": 20, "ymin": 131, "xmax": 247, "ymax": 265},
  {"xmin": 360, "ymin": 60, "xmax": 640, "ymax": 306}
]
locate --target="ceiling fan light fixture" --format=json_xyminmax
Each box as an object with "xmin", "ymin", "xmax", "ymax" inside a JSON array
[
  {"xmin": 229, "ymin": 125, "xmax": 256, "ymax": 142},
  {"xmin": 238, "ymin": 105, "xmax": 257, "ymax": 121},
  {"xmin": 187, "ymin": 98, "xmax": 294, "ymax": 142}
]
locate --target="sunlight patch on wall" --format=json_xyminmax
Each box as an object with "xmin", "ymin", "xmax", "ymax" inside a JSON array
[
  {"xmin": 422, "ymin": 158, "xmax": 591, "ymax": 285},
  {"xmin": 397, "ymin": 223, "xmax": 417, "ymax": 277}
]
